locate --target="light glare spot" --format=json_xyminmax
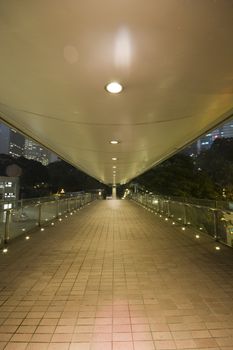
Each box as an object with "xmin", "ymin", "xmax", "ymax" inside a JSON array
[{"xmin": 106, "ymin": 82, "xmax": 123, "ymax": 94}]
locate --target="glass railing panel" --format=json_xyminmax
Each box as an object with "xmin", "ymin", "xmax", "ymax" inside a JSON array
[
  {"xmin": 0, "ymin": 193, "xmax": 94, "ymax": 246},
  {"xmin": 217, "ymin": 211, "xmax": 231, "ymax": 246},
  {"xmin": 9, "ymin": 204, "xmax": 39, "ymax": 239},
  {"xmin": 169, "ymin": 201, "xmax": 185, "ymax": 224},
  {"xmin": 185, "ymin": 205, "xmax": 215, "ymax": 237},
  {"xmin": 40, "ymin": 201, "xmax": 57, "ymax": 225},
  {"xmin": 70, "ymin": 198, "xmax": 77, "ymax": 211},
  {"xmin": 132, "ymin": 193, "xmax": 233, "ymax": 248},
  {"xmin": 58, "ymin": 199, "xmax": 68, "ymax": 215}
]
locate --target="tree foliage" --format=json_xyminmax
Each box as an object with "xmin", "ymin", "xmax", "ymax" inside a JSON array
[
  {"xmin": 197, "ymin": 138, "xmax": 233, "ymax": 199},
  {"xmin": 47, "ymin": 160, "xmax": 104, "ymax": 193},
  {"xmin": 134, "ymin": 153, "xmax": 218, "ymax": 199}
]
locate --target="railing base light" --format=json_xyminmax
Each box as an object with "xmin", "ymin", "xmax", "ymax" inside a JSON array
[
  {"xmin": 2, "ymin": 248, "xmax": 8, "ymax": 254},
  {"xmin": 215, "ymin": 246, "xmax": 221, "ymax": 250}
]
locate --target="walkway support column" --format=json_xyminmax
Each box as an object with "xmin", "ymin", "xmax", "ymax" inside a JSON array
[{"xmin": 112, "ymin": 185, "xmax": 117, "ymax": 199}]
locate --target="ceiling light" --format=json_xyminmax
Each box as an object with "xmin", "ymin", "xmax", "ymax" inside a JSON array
[
  {"xmin": 113, "ymin": 166, "xmax": 116, "ymax": 169},
  {"xmin": 110, "ymin": 140, "xmax": 119, "ymax": 145},
  {"xmin": 105, "ymin": 82, "xmax": 123, "ymax": 94},
  {"xmin": 112, "ymin": 157, "xmax": 117, "ymax": 161}
]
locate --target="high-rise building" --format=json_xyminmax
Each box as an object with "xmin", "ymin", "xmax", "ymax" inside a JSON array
[
  {"xmin": 0, "ymin": 124, "xmax": 10, "ymax": 154},
  {"xmin": 197, "ymin": 120, "xmax": 233, "ymax": 153},
  {"xmin": 0, "ymin": 122, "xmax": 58, "ymax": 164},
  {"xmin": 24, "ymin": 139, "xmax": 50, "ymax": 165},
  {"xmin": 9, "ymin": 129, "xmax": 25, "ymax": 158},
  {"xmin": 0, "ymin": 176, "xmax": 19, "ymax": 201}
]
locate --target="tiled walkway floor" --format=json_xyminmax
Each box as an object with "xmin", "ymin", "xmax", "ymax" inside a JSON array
[{"xmin": 0, "ymin": 200, "xmax": 233, "ymax": 350}]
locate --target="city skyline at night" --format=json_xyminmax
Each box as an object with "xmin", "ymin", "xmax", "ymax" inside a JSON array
[{"xmin": 0, "ymin": 122, "xmax": 58, "ymax": 165}]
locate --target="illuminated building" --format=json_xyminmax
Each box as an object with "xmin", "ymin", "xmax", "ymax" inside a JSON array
[{"xmin": 9, "ymin": 129, "xmax": 25, "ymax": 158}]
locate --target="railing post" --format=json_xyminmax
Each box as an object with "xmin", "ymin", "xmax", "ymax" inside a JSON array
[
  {"xmin": 213, "ymin": 209, "xmax": 219, "ymax": 241},
  {"xmin": 56, "ymin": 199, "xmax": 59, "ymax": 218},
  {"xmin": 167, "ymin": 200, "xmax": 171, "ymax": 217},
  {"xmin": 183, "ymin": 203, "xmax": 187, "ymax": 225},
  {"xmin": 4, "ymin": 209, "xmax": 11, "ymax": 243},
  {"xmin": 20, "ymin": 199, "xmax": 23, "ymax": 213},
  {"xmin": 66, "ymin": 198, "xmax": 70, "ymax": 212},
  {"xmin": 38, "ymin": 203, "xmax": 42, "ymax": 227}
]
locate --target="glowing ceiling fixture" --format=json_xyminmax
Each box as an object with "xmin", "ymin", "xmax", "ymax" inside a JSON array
[
  {"xmin": 110, "ymin": 140, "xmax": 119, "ymax": 145},
  {"xmin": 112, "ymin": 157, "xmax": 117, "ymax": 161},
  {"xmin": 105, "ymin": 82, "xmax": 123, "ymax": 94}
]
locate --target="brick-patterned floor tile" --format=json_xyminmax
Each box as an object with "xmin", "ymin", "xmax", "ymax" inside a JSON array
[{"xmin": 1, "ymin": 200, "xmax": 233, "ymax": 350}]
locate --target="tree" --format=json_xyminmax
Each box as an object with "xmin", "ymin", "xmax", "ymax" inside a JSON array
[
  {"xmin": 133, "ymin": 153, "xmax": 218, "ymax": 199},
  {"xmin": 197, "ymin": 138, "xmax": 233, "ymax": 199},
  {"xmin": 47, "ymin": 160, "xmax": 106, "ymax": 193}
]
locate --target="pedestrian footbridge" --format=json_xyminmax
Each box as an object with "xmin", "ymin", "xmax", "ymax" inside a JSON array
[{"xmin": 0, "ymin": 199, "xmax": 233, "ymax": 350}]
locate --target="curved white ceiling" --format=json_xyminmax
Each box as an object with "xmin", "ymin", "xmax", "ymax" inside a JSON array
[{"xmin": 0, "ymin": 0, "xmax": 233, "ymax": 184}]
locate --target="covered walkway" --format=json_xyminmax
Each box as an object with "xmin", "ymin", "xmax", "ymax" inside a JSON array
[{"xmin": 0, "ymin": 200, "xmax": 233, "ymax": 350}]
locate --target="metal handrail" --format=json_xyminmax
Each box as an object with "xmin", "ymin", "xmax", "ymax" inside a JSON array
[
  {"xmin": 131, "ymin": 193, "xmax": 233, "ymax": 248},
  {"xmin": 0, "ymin": 192, "xmax": 97, "ymax": 247}
]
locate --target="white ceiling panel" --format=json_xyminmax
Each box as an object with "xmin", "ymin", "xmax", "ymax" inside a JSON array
[{"xmin": 0, "ymin": 0, "xmax": 233, "ymax": 184}]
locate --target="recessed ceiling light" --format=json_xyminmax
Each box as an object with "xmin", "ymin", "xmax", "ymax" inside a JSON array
[
  {"xmin": 105, "ymin": 82, "xmax": 123, "ymax": 94},
  {"xmin": 110, "ymin": 140, "xmax": 119, "ymax": 145},
  {"xmin": 112, "ymin": 157, "xmax": 117, "ymax": 161},
  {"xmin": 113, "ymin": 166, "xmax": 116, "ymax": 169}
]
